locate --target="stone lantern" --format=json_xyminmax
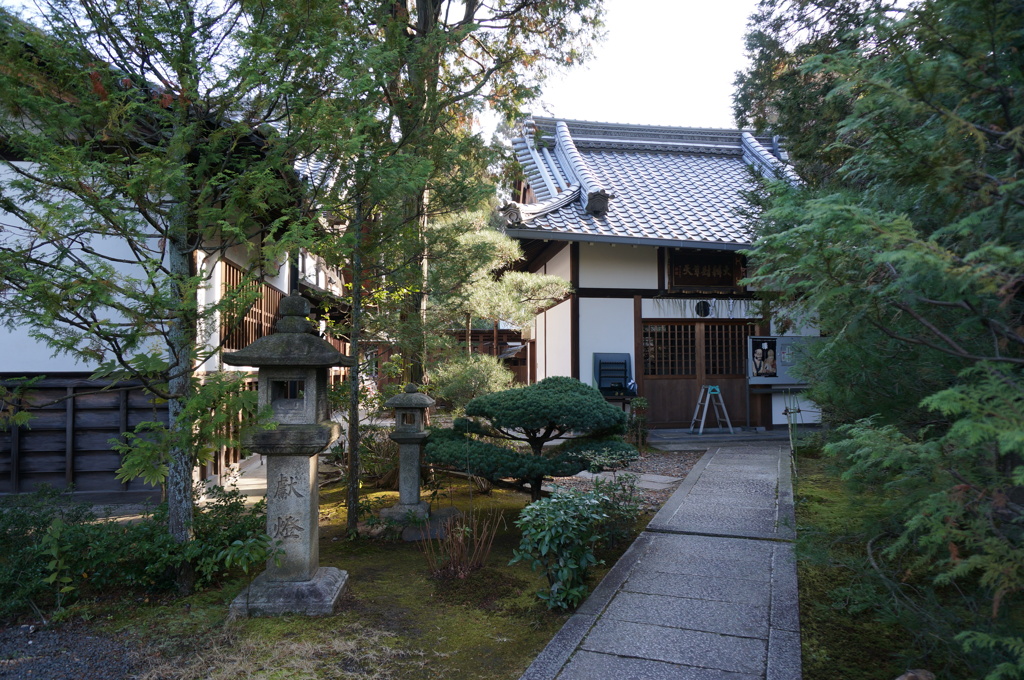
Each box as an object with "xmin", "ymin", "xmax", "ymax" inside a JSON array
[
  {"xmin": 380, "ymin": 384, "xmax": 434, "ymax": 522},
  {"xmin": 222, "ymin": 294, "xmax": 354, "ymax": 617}
]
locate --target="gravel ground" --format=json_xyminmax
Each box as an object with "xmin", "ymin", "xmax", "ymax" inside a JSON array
[
  {"xmin": 1, "ymin": 448, "xmax": 706, "ymax": 679},
  {"xmin": 550, "ymin": 448, "xmax": 706, "ymax": 512},
  {"xmin": 0, "ymin": 623, "xmax": 144, "ymax": 679}
]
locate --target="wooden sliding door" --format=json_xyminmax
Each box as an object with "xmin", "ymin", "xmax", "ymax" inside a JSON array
[{"xmin": 640, "ymin": 320, "xmax": 755, "ymax": 428}]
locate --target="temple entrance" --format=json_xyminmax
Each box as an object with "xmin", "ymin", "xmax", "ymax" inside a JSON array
[{"xmin": 638, "ymin": 320, "xmax": 762, "ymax": 428}]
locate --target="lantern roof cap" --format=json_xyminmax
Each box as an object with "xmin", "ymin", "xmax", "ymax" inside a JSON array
[
  {"xmin": 222, "ymin": 295, "xmax": 354, "ymax": 368},
  {"xmin": 385, "ymin": 383, "xmax": 435, "ymax": 409}
]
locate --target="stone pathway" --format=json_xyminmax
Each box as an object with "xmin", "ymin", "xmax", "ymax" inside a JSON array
[{"xmin": 521, "ymin": 442, "xmax": 801, "ymax": 680}]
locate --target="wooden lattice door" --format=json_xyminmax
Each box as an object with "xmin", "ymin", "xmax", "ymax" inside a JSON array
[{"xmin": 640, "ymin": 320, "xmax": 756, "ymax": 427}]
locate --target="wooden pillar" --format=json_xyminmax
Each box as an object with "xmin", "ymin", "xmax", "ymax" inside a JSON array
[
  {"xmin": 633, "ymin": 295, "xmax": 644, "ymax": 398},
  {"xmin": 10, "ymin": 398, "xmax": 20, "ymax": 493},
  {"xmin": 119, "ymin": 389, "xmax": 130, "ymax": 489},
  {"xmin": 65, "ymin": 386, "xmax": 75, "ymax": 488}
]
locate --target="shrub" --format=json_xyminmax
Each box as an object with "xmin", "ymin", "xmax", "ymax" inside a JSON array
[
  {"xmin": 510, "ymin": 489, "xmax": 607, "ymax": 610},
  {"xmin": 591, "ymin": 473, "xmax": 643, "ymax": 547},
  {"xmin": 426, "ymin": 376, "xmax": 634, "ymax": 501},
  {"xmin": 429, "ymin": 354, "xmax": 516, "ymax": 412},
  {"xmin": 359, "ymin": 425, "xmax": 401, "ymax": 486},
  {"xmin": 422, "ymin": 511, "xmax": 503, "ymax": 579},
  {"xmin": 0, "ymin": 483, "xmax": 268, "ymax": 622}
]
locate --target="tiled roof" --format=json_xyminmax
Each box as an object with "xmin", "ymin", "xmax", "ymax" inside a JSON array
[{"xmin": 502, "ymin": 117, "xmax": 796, "ymax": 250}]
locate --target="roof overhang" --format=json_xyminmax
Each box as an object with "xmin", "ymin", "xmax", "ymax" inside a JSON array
[{"xmin": 502, "ymin": 229, "xmax": 751, "ymax": 251}]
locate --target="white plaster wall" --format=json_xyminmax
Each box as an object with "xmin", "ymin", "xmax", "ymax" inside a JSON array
[
  {"xmin": 298, "ymin": 249, "xmax": 345, "ymax": 296},
  {"xmin": 0, "ymin": 328, "xmax": 93, "ymax": 372},
  {"xmin": 196, "ymin": 249, "xmax": 224, "ymax": 373},
  {"xmin": 1, "ymin": 163, "xmax": 151, "ymax": 373},
  {"xmin": 772, "ymin": 391, "xmax": 821, "ymax": 426},
  {"xmin": 536, "ymin": 299, "xmax": 572, "ymax": 379},
  {"xmin": 545, "ymin": 244, "xmax": 571, "ymax": 282},
  {"xmin": 222, "ymin": 243, "xmax": 290, "ymax": 293},
  {"xmin": 578, "ymin": 243, "xmax": 657, "ymax": 289},
  {"xmin": 578, "ymin": 298, "xmax": 635, "ymax": 387}
]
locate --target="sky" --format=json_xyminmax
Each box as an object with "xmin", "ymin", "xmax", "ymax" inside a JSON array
[{"xmin": 530, "ymin": 0, "xmax": 761, "ymax": 130}]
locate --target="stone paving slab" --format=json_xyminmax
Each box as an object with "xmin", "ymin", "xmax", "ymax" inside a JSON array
[
  {"xmin": 580, "ymin": 620, "xmax": 767, "ymax": 675},
  {"xmin": 603, "ymin": 591, "xmax": 770, "ymax": 638},
  {"xmin": 574, "ymin": 470, "xmax": 684, "ymax": 491},
  {"xmin": 519, "ymin": 444, "xmax": 801, "ymax": 680},
  {"xmin": 556, "ymin": 650, "xmax": 761, "ymax": 680},
  {"xmin": 624, "ymin": 571, "xmax": 772, "ymax": 608}
]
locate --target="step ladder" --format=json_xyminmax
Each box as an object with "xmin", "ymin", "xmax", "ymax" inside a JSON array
[{"xmin": 688, "ymin": 385, "xmax": 734, "ymax": 435}]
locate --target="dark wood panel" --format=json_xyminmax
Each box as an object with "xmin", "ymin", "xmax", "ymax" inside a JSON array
[
  {"xmin": 2, "ymin": 377, "xmax": 165, "ymax": 498},
  {"xmin": 17, "ymin": 454, "xmax": 67, "ymax": 473},
  {"xmin": 17, "ymin": 432, "xmax": 74, "ymax": 452},
  {"xmin": 73, "ymin": 411, "xmax": 124, "ymax": 429},
  {"xmin": 127, "ymin": 412, "xmax": 168, "ymax": 428},
  {"xmin": 127, "ymin": 391, "xmax": 163, "ymax": 408},
  {"xmin": 73, "ymin": 431, "xmax": 125, "ymax": 450},
  {"xmin": 19, "ymin": 475, "xmax": 69, "ymax": 492},
  {"xmin": 73, "ymin": 453, "xmax": 124, "ymax": 473},
  {"xmin": 70, "ymin": 392, "xmax": 122, "ymax": 409},
  {"xmin": 645, "ymin": 377, "xmax": 699, "ymax": 428}
]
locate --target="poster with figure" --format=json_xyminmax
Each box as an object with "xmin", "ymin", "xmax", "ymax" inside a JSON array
[
  {"xmin": 748, "ymin": 336, "xmax": 818, "ymax": 385},
  {"xmin": 750, "ymin": 338, "xmax": 777, "ymax": 378}
]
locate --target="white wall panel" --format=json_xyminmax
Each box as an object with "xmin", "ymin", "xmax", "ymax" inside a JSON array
[
  {"xmin": 579, "ymin": 243, "xmax": 657, "ymax": 289},
  {"xmin": 771, "ymin": 391, "xmax": 821, "ymax": 425},
  {"xmin": 537, "ymin": 299, "xmax": 572, "ymax": 379},
  {"xmin": 545, "ymin": 244, "xmax": 571, "ymax": 281},
  {"xmin": 578, "ymin": 298, "xmax": 635, "ymax": 387}
]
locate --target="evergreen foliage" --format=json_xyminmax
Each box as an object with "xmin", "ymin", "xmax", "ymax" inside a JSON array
[
  {"xmin": 429, "ymin": 354, "xmax": 517, "ymax": 412},
  {"xmin": 0, "ymin": 1, "xmax": 350, "ymax": 566},
  {"xmin": 425, "ymin": 377, "xmax": 633, "ymax": 501},
  {"xmin": 736, "ymin": 0, "xmax": 1024, "ymax": 675}
]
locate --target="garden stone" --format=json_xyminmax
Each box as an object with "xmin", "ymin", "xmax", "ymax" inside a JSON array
[
  {"xmin": 223, "ymin": 295, "xmax": 353, "ymax": 617},
  {"xmin": 380, "ymin": 384, "xmax": 434, "ymax": 527}
]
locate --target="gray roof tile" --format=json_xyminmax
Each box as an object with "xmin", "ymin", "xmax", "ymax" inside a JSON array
[{"xmin": 502, "ymin": 117, "xmax": 796, "ymax": 249}]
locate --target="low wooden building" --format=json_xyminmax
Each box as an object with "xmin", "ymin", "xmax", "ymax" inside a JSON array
[{"xmin": 500, "ymin": 117, "xmax": 817, "ymax": 429}]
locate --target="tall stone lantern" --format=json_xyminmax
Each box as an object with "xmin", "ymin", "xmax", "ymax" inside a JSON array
[
  {"xmin": 379, "ymin": 384, "xmax": 434, "ymax": 522},
  {"xmin": 223, "ymin": 294, "xmax": 353, "ymax": 617}
]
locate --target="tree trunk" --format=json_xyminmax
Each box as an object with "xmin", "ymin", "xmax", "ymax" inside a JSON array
[
  {"xmin": 529, "ymin": 476, "xmax": 544, "ymax": 502},
  {"xmin": 346, "ymin": 205, "xmax": 364, "ymax": 533},
  {"xmin": 166, "ymin": 207, "xmax": 197, "ymax": 595}
]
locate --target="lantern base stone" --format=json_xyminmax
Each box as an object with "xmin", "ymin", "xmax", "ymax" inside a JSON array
[
  {"xmin": 379, "ymin": 500, "xmax": 431, "ymax": 523},
  {"xmin": 228, "ymin": 567, "xmax": 348, "ymax": 618}
]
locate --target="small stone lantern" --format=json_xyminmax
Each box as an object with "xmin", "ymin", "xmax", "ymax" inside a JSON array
[
  {"xmin": 380, "ymin": 384, "xmax": 434, "ymax": 522},
  {"xmin": 222, "ymin": 294, "xmax": 353, "ymax": 617}
]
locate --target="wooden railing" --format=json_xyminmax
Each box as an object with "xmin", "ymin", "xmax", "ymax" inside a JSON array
[{"xmin": 220, "ymin": 260, "xmax": 286, "ymax": 352}]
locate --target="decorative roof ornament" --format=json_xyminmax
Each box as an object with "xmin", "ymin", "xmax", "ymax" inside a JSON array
[
  {"xmin": 740, "ymin": 132, "xmax": 801, "ymax": 185},
  {"xmin": 554, "ymin": 122, "xmax": 615, "ymax": 215}
]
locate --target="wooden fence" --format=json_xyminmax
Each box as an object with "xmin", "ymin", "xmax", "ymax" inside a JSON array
[{"xmin": 0, "ymin": 376, "xmax": 166, "ymax": 502}]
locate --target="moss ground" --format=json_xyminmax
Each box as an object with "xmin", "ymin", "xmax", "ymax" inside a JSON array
[
  {"xmin": 794, "ymin": 454, "xmax": 916, "ymax": 680},
  {"xmin": 75, "ymin": 476, "xmax": 637, "ymax": 680}
]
